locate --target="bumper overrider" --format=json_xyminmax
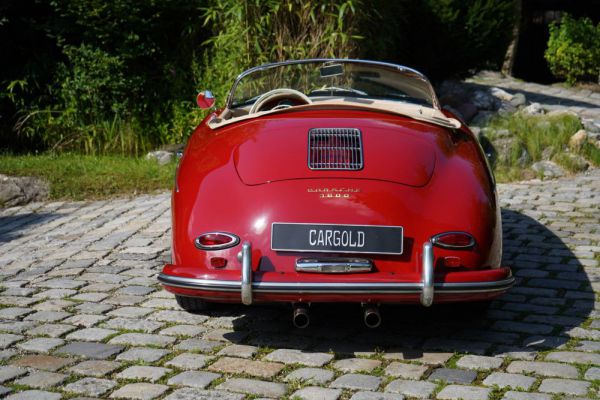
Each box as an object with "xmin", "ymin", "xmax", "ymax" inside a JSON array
[{"xmin": 159, "ymin": 241, "xmax": 514, "ymax": 307}]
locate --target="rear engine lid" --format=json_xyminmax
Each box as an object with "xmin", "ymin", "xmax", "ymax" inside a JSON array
[{"xmin": 233, "ymin": 115, "xmax": 436, "ymax": 187}]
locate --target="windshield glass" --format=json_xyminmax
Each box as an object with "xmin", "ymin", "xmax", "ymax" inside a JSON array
[{"xmin": 229, "ymin": 60, "xmax": 436, "ymax": 108}]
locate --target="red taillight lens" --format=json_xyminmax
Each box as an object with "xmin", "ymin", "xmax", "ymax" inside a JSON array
[
  {"xmin": 195, "ymin": 232, "xmax": 239, "ymax": 250},
  {"xmin": 431, "ymin": 232, "xmax": 475, "ymax": 249}
]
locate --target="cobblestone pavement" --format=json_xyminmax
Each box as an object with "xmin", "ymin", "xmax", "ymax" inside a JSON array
[
  {"xmin": 0, "ymin": 170, "xmax": 598, "ymax": 400},
  {"xmin": 468, "ymin": 73, "xmax": 600, "ymax": 122}
]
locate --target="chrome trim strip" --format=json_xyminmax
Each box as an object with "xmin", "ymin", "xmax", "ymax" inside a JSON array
[
  {"xmin": 296, "ymin": 258, "xmax": 372, "ymax": 273},
  {"xmin": 240, "ymin": 242, "xmax": 252, "ymax": 305},
  {"xmin": 195, "ymin": 232, "xmax": 240, "ymax": 250},
  {"xmin": 421, "ymin": 241, "xmax": 434, "ymax": 307},
  {"xmin": 431, "ymin": 231, "xmax": 476, "ymax": 250},
  {"xmin": 158, "ymin": 273, "xmax": 514, "ymax": 295}
]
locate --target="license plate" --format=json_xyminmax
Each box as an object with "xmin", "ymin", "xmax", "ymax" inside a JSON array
[{"xmin": 271, "ymin": 223, "xmax": 403, "ymax": 255}]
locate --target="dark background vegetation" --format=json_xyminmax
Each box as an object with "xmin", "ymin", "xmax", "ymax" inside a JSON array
[{"xmin": 0, "ymin": 0, "xmax": 597, "ymax": 156}]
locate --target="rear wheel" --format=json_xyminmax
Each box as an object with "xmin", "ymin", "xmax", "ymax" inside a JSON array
[{"xmin": 175, "ymin": 295, "xmax": 211, "ymax": 312}]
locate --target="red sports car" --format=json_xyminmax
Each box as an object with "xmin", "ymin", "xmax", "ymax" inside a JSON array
[{"xmin": 158, "ymin": 59, "xmax": 514, "ymax": 328}]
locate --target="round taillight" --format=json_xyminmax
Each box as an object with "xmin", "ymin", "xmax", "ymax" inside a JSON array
[
  {"xmin": 431, "ymin": 232, "xmax": 475, "ymax": 250},
  {"xmin": 195, "ymin": 232, "xmax": 239, "ymax": 250}
]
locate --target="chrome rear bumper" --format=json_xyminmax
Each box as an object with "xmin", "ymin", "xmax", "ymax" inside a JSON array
[{"xmin": 158, "ymin": 242, "xmax": 514, "ymax": 306}]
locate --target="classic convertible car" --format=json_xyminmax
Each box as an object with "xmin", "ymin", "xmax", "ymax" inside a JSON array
[{"xmin": 158, "ymin": 59, "xmax": 514, "ymax": 328}]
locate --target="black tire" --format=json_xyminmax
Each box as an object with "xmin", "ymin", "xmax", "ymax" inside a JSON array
[{"xmin": 175, "ymin": 295, "xmax": 211, "ymax": 312}]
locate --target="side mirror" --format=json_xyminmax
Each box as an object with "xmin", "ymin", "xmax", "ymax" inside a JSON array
[{"xmin": 196, "ymin": 90, "xmax": 215, "ymax": 109}]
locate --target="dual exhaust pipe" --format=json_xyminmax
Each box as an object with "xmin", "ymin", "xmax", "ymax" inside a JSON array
[{"xmin": 292, "ymin": 303, "xmax": 381, "ymax": 329}]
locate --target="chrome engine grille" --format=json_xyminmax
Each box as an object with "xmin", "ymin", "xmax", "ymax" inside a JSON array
[{"xmin": 308, "ymin": 128, "xmax": 363, "ymax": 170}]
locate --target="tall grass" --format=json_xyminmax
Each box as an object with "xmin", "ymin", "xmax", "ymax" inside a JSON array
[{"xmin": 485, "ymin": 113, "xmax": 600, "ymax": 181}]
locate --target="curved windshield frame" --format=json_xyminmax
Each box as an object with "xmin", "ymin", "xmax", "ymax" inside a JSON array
[{"xmin": 227, "ymin": 59, "xmax": 439, "ymax": 110}]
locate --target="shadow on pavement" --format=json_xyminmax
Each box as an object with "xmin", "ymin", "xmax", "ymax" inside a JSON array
[
  {"xmin": 196, "ymin": 209, "xmax": 593, "ymax": 357},
  {"xmin": 0, "ymin": 212, "xmax": 59, "ymax": 243}
]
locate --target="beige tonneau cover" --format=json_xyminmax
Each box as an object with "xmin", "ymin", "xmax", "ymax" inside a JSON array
[{"xmin": 208, "ymin": 97, "xmax": 461, "ymax": 130}]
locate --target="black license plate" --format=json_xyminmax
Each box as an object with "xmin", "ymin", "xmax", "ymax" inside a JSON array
[{"xmin": 271, "ymin": 223, "xmax": 403, "ymax": 255}]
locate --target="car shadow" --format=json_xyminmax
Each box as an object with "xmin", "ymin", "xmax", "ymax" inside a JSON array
[
  {"xmin": 201, "ymin": 208, "xmax": 593, "ymax": 357},
  {"xmin": 0, "ymin": 212, "xmax": 59, "ymax": 243}
]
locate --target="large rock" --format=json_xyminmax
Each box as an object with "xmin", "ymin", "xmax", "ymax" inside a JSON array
[
  {"xmin": 510, "ymin": 93, "xmax": 527, "ymax": 107},
  {"xmin": 581, "ymin": 118, "xmax": 600, "ymax": 133},
  {"xmin": 490, "ymin": 87, "xmax": 514, "ymax": 102},
  {"xmin": 568, "ymin": 130, "xmax": 588, "ymax": 150},
  {"xmin": 531, "ymin": 161, "xmax": 565, "ymax": 179},
  {"xmin": 471, "ymin": 89, "xmax": 499, "ymax": 110},
  {"xmin": 146, "ymin": 150, "xmax": 174, "ymax": 165},
  {"xmin": 521, "ymin": 102, "xmax": 545, "ymax": 115},
  {"xmin": 0, "ymin": 175, "xmax": 49, "ymax": 207}
]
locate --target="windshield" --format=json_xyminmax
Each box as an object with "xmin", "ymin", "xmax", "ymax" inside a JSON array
[{"xmin": 228, "ymin": 60, "xmax": 437, "ymax": 109}]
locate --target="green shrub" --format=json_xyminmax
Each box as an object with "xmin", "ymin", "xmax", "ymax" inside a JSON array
[{"xmin": 545, "ymin": 14, "xmax": 600, "ymax": 85}]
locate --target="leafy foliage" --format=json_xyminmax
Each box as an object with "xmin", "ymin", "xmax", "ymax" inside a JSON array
[
  {"xmin": 198, "ymin": 0, "xmax": 362, "ymax": 103},
  {"xmin": 545, "ymin": 14, "xmax": 600, "ymax": 85},
  {"xmin": 1, "ymin": 0, "xmax": 519, "ymax": 155}
]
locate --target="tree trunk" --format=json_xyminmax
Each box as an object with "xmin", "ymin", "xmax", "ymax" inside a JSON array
[{"xmin": 502, "ymin": 0, "xmax": 523, "ymax": 77}]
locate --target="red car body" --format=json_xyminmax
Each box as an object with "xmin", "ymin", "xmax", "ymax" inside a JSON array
[{"xmin": 159, "ymin": 59, "xmax": 513, "ymax": 322}]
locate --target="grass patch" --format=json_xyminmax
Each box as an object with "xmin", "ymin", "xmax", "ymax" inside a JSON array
[
  {"xmin": 0, "ymin": 153, "xmax": 176, "ymax": 201},
  {"xmin": 483, "ymin": 112, "xmax": 599, "ymax": 182}
]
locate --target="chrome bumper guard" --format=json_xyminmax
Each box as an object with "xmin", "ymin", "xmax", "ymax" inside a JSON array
[{"xmin": 159, "ymin": 241, "xmax": 514, "ymax": 306}]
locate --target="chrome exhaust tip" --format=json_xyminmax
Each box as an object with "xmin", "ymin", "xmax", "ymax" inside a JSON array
[
  {"xmin": 363, "ymin": 305, "xmax": 381, "ymax": 328},
  {"xmin": 292, "ymin": 304, "xmax": 310, "ymax": 329}
]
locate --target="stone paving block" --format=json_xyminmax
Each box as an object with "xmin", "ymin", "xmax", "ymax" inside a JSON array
[
  {"xmin": 63, "ymin": 314, "xmax": 108, "ymax": 327},
  {"xmin": 64, "ymin": 377, "xmax": 117, "ymax": 396},
  {"xmin": 109, "ymin": 382, "xmax": 168, "ymax": 400},
  {"xmin": 167, "ymin": 371, "xmax": 221, "ymax": 388},
  {"xmin": 264, "ymin": 349, "xmax": 334, "ymax": 367},
  {"xmin": 506, "ymin": 361, "xmax": 579, "ymax": 378},
  {"xmin": 0, "ymin": 349, "xmax": 16, "ymax": 361},
  {"xmin": 350, "ymin": 392, "xmax": 405, "ymax": 400},
  {"xmin": 0, "ymin": 321, "xmax": 36, "ymax": 334},
  {"xmin": 24, "ymin": 311, "xmax": 71, "ymax": 323},
  {"xmin": 383, "ymin": 350, "xmax": 453, "ymax": 365},
  {"xmin": 385, "ymin": 379, "xmax": 436, "ymax": 398},
  {"xmin": 116, "ymin": 365, "xmax": 171, "ymax": 382},
  {"xmin": 0, "ymin": 366, "xmax": 27, "ymax": 383},
  {"xmin": 538, "ymin": 378, "xmax": 591, "ymax": 396},
  {"xmin": 69, "ymin": 360, "xmax": 121, "ymax": 377},
  {"xmin": 0, "ymin": 386, "xmax": 10, "ymax": 396},
  {"xmin": 384, "ymin": 362, "xmax": 428, "ymax": 379},
  {"xmin": 216, "ymin": 378, "xmax": 287, "ymax": 398},
  {"xmin": 16, "ymin": 337, "xmax": 64, "ymax": 353},
  {"xmin": 333, "ymin": 358, "xmax": 381, "ymax": 373},
  {"xmin": 116, "ymin": 347, "xmax": 168, "ymax": 363},
  {"xmin": 107, "ymin": 306, "xmax": 154, "ymax": 318},
  {"xmin": 0, "ymin": 307, "xmax": 33, "ymax": 319},
  {"xmin": 12, "ymin": 355, "xmax": 74, "ymax": 371},
  {"xmin": 0, "ymin": 334, "xmax": 23, "ymax": 349},
  {"xmin": 208, "ymin": 356, "xmax": 284, "ymax": 378},
  {"xmin": 502, "ymin": 392, "xmax": 552, "ymax": 400},
  {"xmin": 216, "ymin": 344, "xmax": 258, "ymax": 358},
  {"xmin": 437, "ymin": 385, "xmax": 491, "ymax": 400},
  {"xmin": 483, "ymin": 372, "xmax": 536, "ymax": 390},
  {"xmin": 26, "ymin": 323, "xmax": 76, "ymax": 338},
  {"xmin": 428, "ymin": 368, "xmax": 477, "ymax": 384},
  {"xmin": 174, "ymin": 338, "xmax": 221, "ymax": 352},
  {"xmin": 159, "ymin": 324, "xmax": 206, "ymax": 337},
  {"xmin": 4, "ymin": 390, "xmax": 61, "ymax": 400},
  {"xmin": 14, "ymin": 371, "xmax": 67, "ymax": 388},
  {"xmin": 584, "ymin": 367, "xmax": 600, "ymax": 381},
  {"xmin": 66, "ymin": 328, "xmax": 117, "ymax": 341},
  {"xmin": 330, "ymin": 373, "xmax": 381, "ymax": 391},
  {"xmin": 164, "ymin": 388, "xmax": 244, "ymax": 400},
  {"xmin": 285, "ymin": 367, "xmax": 335, "ymax": 384},
  {"xmin": 165, "ymin": 353, "xmax": 212, "ymax": 370},
  {"xmin": 293, "ymin": 386, "xmax": 342, "ymax": 400},
  {"xmin": 102, "ymin": 317, "xmax": 163, "ymax": 333},
  {"xmin": 109, "ymin": 333, "xmax": 175, "ymax": 347},
  {"xmin": 545, "ymin": 351, "xmax": 600, "ymax": 365},
  {"xmin": 456, "ymin": 355, "xmax": 503, "ymax": 371},
  {"xmin": 55, "ymin": 341, "xmax": 124, "ymax": 359}
]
